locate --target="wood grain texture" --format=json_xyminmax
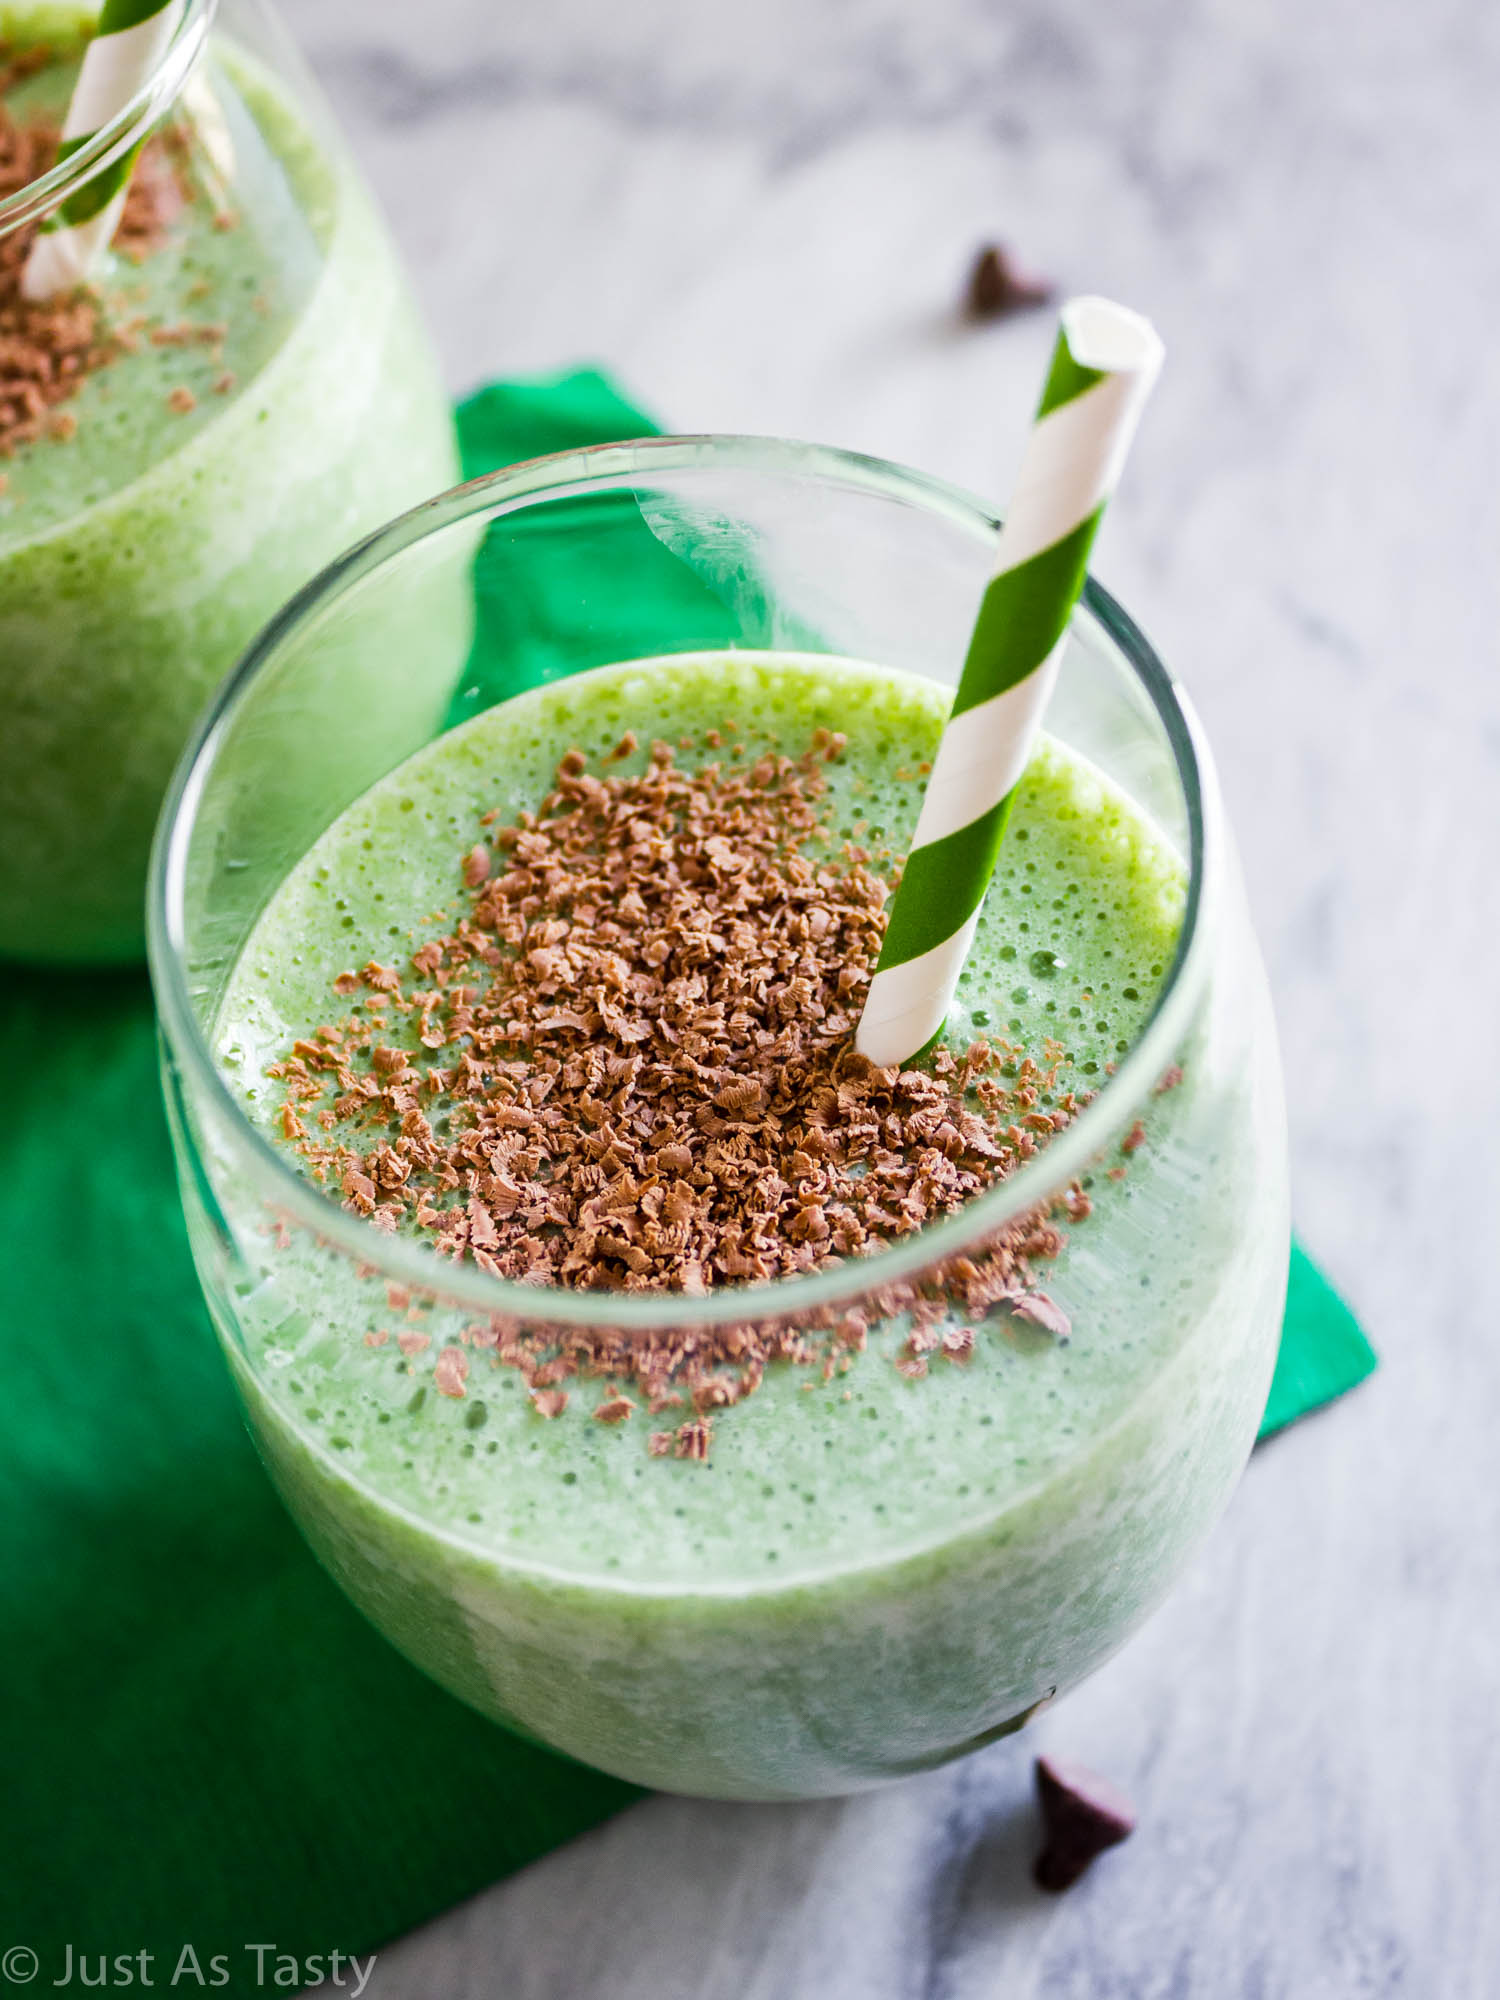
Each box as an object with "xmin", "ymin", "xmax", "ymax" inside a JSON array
[{"xmin": 292, "ymin": 0, "xmax": 1500, "ymax": 1990}]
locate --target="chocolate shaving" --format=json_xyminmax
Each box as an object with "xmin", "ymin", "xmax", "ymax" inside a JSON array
[
  {"xmin": 674, "ymin": 1419, "xmax": 713, "ymax": 1461},
  {"xmin": 1008, "ymin": 1290, "xmax": 1071, "ymax": 1339},
  {"xmin": 433, "ymin": 1346, "xmax": 469, "ymax": 1398}
]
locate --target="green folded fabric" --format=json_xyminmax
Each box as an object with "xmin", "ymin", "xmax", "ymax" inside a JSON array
[
  {"xmin": 1261, "ymin": 1243, "xmax": 1376, "ymax": 1438},
  {"xmin": 0, "ymin": 367, "xmax": 1373, "ymax": 1988}
]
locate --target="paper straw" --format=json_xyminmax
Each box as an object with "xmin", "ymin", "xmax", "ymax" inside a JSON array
[
  {"xmin": 22, "ymin": 0, "xmax": 186, "ymax": 302},
  {"xmin": 855, "ymin": 296, "xmax": 1164, "ymax": 1070}
]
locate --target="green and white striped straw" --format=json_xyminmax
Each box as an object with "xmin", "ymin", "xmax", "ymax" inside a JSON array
[
  {"xmin": 22, "ymin": 0, "xmax": 186, "ymax": 302},
  {"xmin": 855, "ymin": 296, "xmax": 1164, "ymax": 1070}
]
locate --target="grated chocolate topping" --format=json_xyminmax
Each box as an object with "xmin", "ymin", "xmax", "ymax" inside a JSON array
[{"xmin": 265, "ymin": 731, "xmax": 1104, "ymax": 1448}]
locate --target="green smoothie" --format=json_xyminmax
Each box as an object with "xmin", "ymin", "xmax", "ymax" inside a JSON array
[
  {"xmin": 207, "ymin": 650, "xmax": 1287, "ymax": 1798},
  {"xmin": 0, "ymin": 14, "xmax": 461, "ymax": 962}
]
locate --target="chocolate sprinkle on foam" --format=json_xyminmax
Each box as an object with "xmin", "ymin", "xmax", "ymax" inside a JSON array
[{"xmin": 269, "ymin": 732, "xmax": 1094, "ymax": 1439}]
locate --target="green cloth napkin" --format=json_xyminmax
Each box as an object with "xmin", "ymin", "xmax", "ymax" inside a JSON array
[
  {"xmin": 0, "ymin": 368, "xmax": 1374, "ymax": 1988},
  {"xmin": 1260, "ymin": 1245, "xmax": 1375, "ymax": 1438}
]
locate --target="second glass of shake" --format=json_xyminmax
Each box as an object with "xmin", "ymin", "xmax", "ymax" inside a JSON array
[{"xmin": 0, "ymin": 0, "xmax": 462, "ymax": 964}]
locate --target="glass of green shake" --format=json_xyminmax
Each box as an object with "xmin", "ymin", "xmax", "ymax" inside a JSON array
[
  {"xmin": 150, "ymin": 438, "xmax": 1290, "ymax": 1801},
  {"xmin": 0, "ymin": 0, "xmax": 461, "ymax": 964}
]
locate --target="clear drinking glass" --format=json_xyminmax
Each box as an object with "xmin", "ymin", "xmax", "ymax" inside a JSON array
[
  {"xmin": 150, "ymin": 438, "xmax": 1290, "ymax": 1801},
  {"xmin": 0, "ymin": 0, "xmax": 461, "ymax": 964}
]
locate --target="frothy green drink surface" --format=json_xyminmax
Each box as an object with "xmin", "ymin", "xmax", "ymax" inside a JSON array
[{"xmin": 219, "ymin": 652, "xmax": 1206, "ymax": 1592}]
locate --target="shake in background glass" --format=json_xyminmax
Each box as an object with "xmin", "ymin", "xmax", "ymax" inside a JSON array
[
  {"xmin": 150, "ymin": 439, "xmax": 1290, "ymax": 1801},
  {"xmin": 0, "ymin": 0, "xmax": 463, "ymax": 964}
]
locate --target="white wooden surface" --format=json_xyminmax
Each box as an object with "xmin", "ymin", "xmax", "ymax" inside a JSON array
[{"xmin": 293, "ymin": 0, "xmax": 1500, "ymax": 1990}]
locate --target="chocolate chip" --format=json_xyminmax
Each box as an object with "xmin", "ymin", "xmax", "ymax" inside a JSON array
[
  {"xmin": 1032, "ymin": 1755, "xmax": 1136, "ymax": 1892},
  {"xmin": 962, "ymin": 243, "xmax": 1054, "ymax": 323}
]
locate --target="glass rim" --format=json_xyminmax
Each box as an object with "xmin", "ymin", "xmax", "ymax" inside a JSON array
[
  {"xmin": 148, "ymin": 432, "xmax": 1219, "ymax": 1333},
  {"xmin": 0, "ymin": 0, "xmax": 218, "ymax": 238}
]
